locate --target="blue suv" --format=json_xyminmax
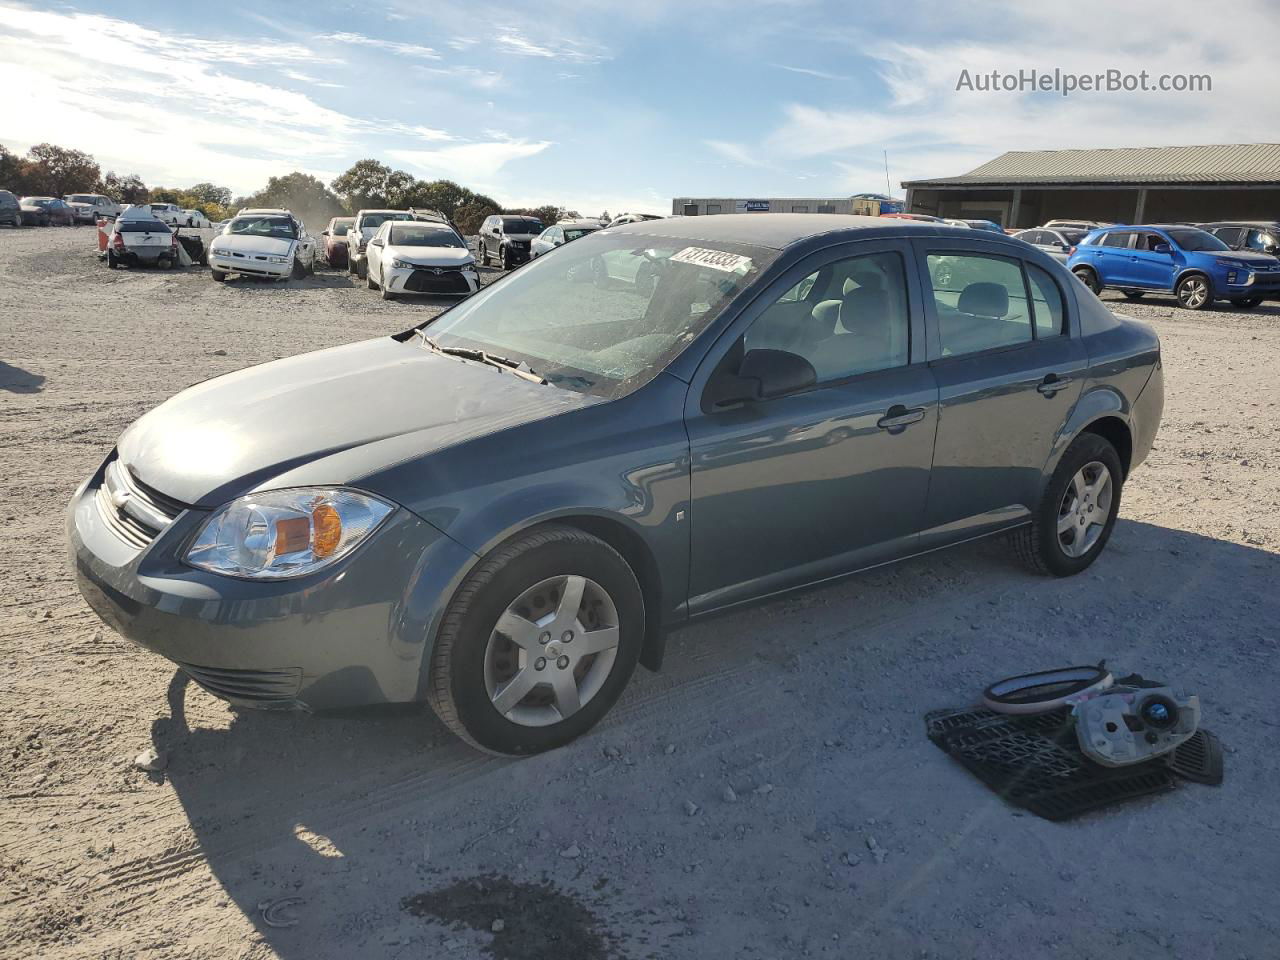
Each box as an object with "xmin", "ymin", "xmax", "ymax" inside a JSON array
[{"xmin": 1067, "ymin": 224, "xmax": 1280, "ymax": 310}]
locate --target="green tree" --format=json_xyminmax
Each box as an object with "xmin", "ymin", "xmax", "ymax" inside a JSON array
[
  {"xmin": 24, "ymin": 143, "xmax": 100, "ymax": 196},
  {"xmin": 238, "ymin": 171, "xmax": 344, "ymax": 229},
  {"xmin": 98, "ymin": 171, "xmax": 149, "ymax": 203},
  {"xmin": 331, "ymin": 159, "xmax": 394, "ymax": 211},
  {"xmin": 0, "ymin": 144, "xmax": 25, "ymax": 191},
  {"xmin": 454, "ymin": 200, "xmax": 501, "ymax": 235},
  {"xmin": 186, "ymin": 182, "xmax": 232, "ymax": 208}
]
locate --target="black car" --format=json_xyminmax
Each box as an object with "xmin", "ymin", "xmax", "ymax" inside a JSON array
[
  {"xmin": 477, "ymin": 215, "xmax": 545, "ymax": 269},
  {"xmin": 1197, "ymin": 221, "xmax": 1280, "ymax": 259}
]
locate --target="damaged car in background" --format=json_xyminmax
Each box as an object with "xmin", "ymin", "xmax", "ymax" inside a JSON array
[
  {"xmin": 69, "ymin": 215, "xmax": 1162, "ymax": 756},
  {"xmin": 207, "ymin": 210, "xmax": 316, "ymax": 282}
]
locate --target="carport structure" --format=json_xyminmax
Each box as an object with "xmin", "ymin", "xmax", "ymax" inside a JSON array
[{"xmin": 902, "ymin": 143, "xmax": 1280, "ymax": 229}]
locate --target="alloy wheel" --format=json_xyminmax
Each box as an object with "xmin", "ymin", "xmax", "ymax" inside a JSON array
[
  {"xmin": 483, "ymin": 575, "xmax": 621, "ymax": 727},
  {"xmin": 1056, "ymin": 460, "xmax": 1113, "ymax": 558},
  {"xmin": 1178, "ymin": 276, "xmax": 1209, "ymax": 308}
]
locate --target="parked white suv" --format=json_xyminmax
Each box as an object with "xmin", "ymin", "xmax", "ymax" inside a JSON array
[
  {"xmin": 64, "ymin": 193, "xmax": 122, "ymax": 223},
  {"xmin": 346, "ymin": 209, "xmax": 421, "ymax": 279},
  {"xmin": 121, "ymin": 202, "xmax": 184, "ymax": 226}
]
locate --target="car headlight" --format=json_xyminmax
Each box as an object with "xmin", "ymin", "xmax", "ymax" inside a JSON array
[
  {"xmin": 268, "ymin": 255, "xmax": 290, "ymax": 264},
  {"xmin": 391, "ymin": 258, "xmax": 415, "ymax": 269},
  {"xmin": 461, "ymin": 259, "xmax": 476, "ymax": 270},
  {"xmin": 185, "ymin": 487, "xmax": 394, "ymax": 580}
]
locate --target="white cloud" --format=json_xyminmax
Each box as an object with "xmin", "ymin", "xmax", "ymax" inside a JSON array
[
  {"xmin": 317, "ymin": 31, "xmax": 441, "ymax": 60},
  {"xmin": 724, "ymin": 0, "xmax": 1277, "ymax": 188},
  {"xmin": 704, "ymin": 140, "xmax": 770, "ymax": 168},
  {"xmin": 417, "ymin": 64, "xmax": 504, "ymax": 90},
  {"xmin": 281, "ymin": 69, "xmax": 343, "ymax": 89},
  {"xmin": 493, "ymin": 28, "xmax": 610, "ymax": 64},
  {"xmin": 388, "ymin": 139, "xmax": 552, "ymax": 184},
  {"xmin": 771, "ymin": 63, "xmax": 849, "ymax": 81},
  {"xmin": 0, "ymin": 2, "xmax": 450, "ymax": 193}
]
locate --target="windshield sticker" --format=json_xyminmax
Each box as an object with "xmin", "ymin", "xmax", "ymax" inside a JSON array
[{"xmin": 669, "ymin": 247, "xmax": 753, "ymax": 274}]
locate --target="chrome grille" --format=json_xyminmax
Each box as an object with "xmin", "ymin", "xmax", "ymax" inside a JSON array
[{"xmin": 95, "ymin": 457, "xmax": 187, "ymax": 547}]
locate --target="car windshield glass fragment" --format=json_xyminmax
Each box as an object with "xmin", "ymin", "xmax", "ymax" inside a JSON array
[
  {"xmin": 331, "ymin": 221, "xmax": 352, "ymax": 236},
  {"xmin": 564, "ymin": 228, "xmax": 597, "ymax": 241},
  {"xmin": 503, "ymin": 218, "xmax": 543, "ymax": 233},
  {"xmin": 228, "ymin": 216, "xmax": 297, "ymax": 240},
  {"xmin": 1165, "ymin": 228, "xmax": 1229, "ymax": 252},
  {"xmin": 422, "ymin": 233, "xmax": 776, "ymax": 399},
  {"xmin": 390, "ymin": 225, "xmax": 464, "ymax": 247}
]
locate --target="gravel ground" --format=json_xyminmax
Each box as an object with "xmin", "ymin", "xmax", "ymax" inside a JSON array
[{"xmin": 2, "ymin": 225, "xmax": 1279, "ymax": 960}]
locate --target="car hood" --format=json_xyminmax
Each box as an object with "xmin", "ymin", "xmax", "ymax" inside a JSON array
[
  {"xmin": 384, "ymin": 245, "xmax": 473, "ymax": 267},
  {"xmin": 211, "ymin": 234, "xmax": 295, "ymax": 257},
  {"xmin": 1215, "ymin": 251, "xmax": 1280, "ymax": 266},
  {"xmin": 117, "ymin": 336, "xmax": 597, "ymax": 508}
]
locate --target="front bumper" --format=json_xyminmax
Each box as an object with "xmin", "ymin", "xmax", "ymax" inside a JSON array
[
  {"xmin": 67, "ymin": 457, "xmax": 477, "ymax": 711},
  {"xmin": 503, "ymin": 244, "xmax": 531, "ymax": 265},
  {"xmin": 384, "ymin": 264, "xmax": 479, "ymax": 296},
  {"xmin": 1223, "ymin": 271, "xmax": 1280, "ymax": 295},
  {"xmin": 209, "ymin": 251, "xmax": 292, "ymax": 278}
]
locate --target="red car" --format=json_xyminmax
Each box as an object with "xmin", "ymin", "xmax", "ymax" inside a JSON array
[{"xmin": 321, "ymin": 217, "xmax": 355, "ymax": 267}]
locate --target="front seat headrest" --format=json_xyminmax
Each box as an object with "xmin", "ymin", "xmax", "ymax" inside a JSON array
[{"xmin": 958, "ymin": 281, "xmax": 1009, "ymax": 318}]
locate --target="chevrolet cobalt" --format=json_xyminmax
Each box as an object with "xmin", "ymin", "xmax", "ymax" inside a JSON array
[{"xmin": 69, "ymin": 215, "xmax": 1163, "ymax": 755}]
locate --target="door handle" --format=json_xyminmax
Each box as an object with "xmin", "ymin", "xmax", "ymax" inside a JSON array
[
  {"xmin": 877, "ymin": 405, "xmax": 927, "ymax": 431},
  {"xmin": 1037, "ymin": 374, "xmax": 1072, "ymax": 396}
]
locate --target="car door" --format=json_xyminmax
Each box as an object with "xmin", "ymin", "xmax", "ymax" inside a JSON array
[
  {"xmin": 366, "ymin": 223, "xmax": 386, "ymax": 277},
  {"xmin": 1127, "ymin": 231, "xmax": 1177, "ymax": 289},
  {"xmin": 1094, "ymin": 230, "xmax": 1136, "ymax": 285},
  {"xmin": 913, "ymin": 238, "xmax": 1087, "ymax": 543},
  {"xmin": 685, "ymin": 241, "xmax": 938, "ymax": 613}
]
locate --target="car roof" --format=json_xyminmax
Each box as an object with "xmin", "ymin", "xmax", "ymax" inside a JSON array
[
  {"xmin": 557, "ymin": 219, "xmax": 602, "ymax": 229},
  {"xmin": 330, "ymin": 215, "xmax": 355, "ymax": 222},
  {"xmin": 1199, "ymin": 220, "xmax": 1279, "ymax": 228},
  {"xmin": 607, "ymin": 213, "xmax": 956, "ymax": 250}
]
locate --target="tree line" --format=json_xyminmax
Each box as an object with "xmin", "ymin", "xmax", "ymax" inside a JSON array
[{"xmin": 0, "ymin": 143, "xmax": 585, "ymax": 233}]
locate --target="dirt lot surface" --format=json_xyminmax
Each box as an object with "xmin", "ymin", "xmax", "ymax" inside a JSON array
[{"xmin": 3, "ymin": 225, "xmax": 1279, "ymax": 959}]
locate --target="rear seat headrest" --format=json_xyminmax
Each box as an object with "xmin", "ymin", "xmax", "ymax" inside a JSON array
[{"xmin": 957, "ymin": 281, "xmax": 1009, "ymax": 318}]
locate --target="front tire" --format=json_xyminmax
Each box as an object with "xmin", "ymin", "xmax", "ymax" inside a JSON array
[
  {"xmin": 1176, "ymin": 273, "xmax": 1212, "ymax": 310},
  {"xmin": 379, "ymin": 269, "xmax": 395, "ymax": 300},
  {"xmin": 211, "ymin": 269, "xmax": 227, "ymax": 282},
  {"xmin": 427, "ymin": 525, "xmax": 644, "ymax": 755},
  {"xmin": 366, "ymin": 267, "xmax": 378, "ymax": 290},
  {"xmin": 1011, "ymin": 433, "xmax": 1123, "ymax": 577}
]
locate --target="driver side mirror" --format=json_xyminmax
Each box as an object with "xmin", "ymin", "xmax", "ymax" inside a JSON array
[
  {"xmin": 320, "ymin": 230, "xmax": 329, "ymax": 237},
  {"xmin": 371, "ymin": 238, "xmax": 383, "ymax": 247},
  {"xmin": 707, "ymin": 349, "xmax": 817, "ymax": 408},
  {"xmin": 1152, "ymin": 242, "xmax": 1172, "ymax": 254}
]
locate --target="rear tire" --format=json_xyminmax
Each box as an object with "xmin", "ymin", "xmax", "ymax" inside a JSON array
[
  {"xmin": 427, "ymin": 524, "xmax": 644, "ymax": 755},
  {"xmin": 1072, "ymin": 266, "xmax": 1101, "ymax": 296},
  {"xmin": 1011, "ymin": 433, "xmax": 1123, "ymax": 577}
]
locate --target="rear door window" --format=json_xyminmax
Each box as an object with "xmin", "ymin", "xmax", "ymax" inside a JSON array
[
  {"xmin": 926, "ymin": 253, "xmax": 1032, "ymax": 357},
  {"xmin": 1100, "ymin": 231, "xmax": 1134, "ymax": 248}
]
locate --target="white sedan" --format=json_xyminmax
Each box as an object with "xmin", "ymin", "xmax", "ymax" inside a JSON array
[
  {"xmin": 207, "ymin": 213, "xmax": 316, "ymax": 282},
  {"xmin": 365, "ymin": 220, "xmax": 478, "ymax": 300},
  {"xmin": 180, "ymin": 209, "xmax": 213, "ymax": 228}
]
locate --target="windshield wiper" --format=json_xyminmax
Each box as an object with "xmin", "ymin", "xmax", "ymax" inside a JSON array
[{"xmin": 418, "ymin": 334, "xmax": 547, "ymax": 385}]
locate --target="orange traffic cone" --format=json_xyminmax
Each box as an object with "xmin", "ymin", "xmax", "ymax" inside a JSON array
[{"xmin": 97, "ymin": 217, "xmax": 110, "ymax": 253}]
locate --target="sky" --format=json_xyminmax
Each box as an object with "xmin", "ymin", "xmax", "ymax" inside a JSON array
[{"xmin": 1, "ymin": 0, "xmax": 1275, "ymax": 216}]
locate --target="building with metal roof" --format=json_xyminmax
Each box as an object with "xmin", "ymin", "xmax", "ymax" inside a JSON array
[{"xmin": 902, "ymin": 143, "xmax": 1280, "ymax": 228}]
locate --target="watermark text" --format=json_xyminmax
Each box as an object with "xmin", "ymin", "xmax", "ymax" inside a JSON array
[{"xmin": 956, "ymin": 68, "xmax": 1211, "ymax": 96}]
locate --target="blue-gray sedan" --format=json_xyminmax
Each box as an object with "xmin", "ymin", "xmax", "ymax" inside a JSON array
[{"xmin": 69, "ymin": 215, "xmax": 1163, "ymax": 755}]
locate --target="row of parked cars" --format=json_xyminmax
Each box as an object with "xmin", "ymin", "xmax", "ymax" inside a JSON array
[
  {"xmin": 314, "ymin": 209, "xmax": 663, "ymax": 300},
  {"xmin": 891, "ymin": 211, "xmax": 1280, "ymax": 311},
  {"xmin": 0, "ymin": 190, "xmax": 215, "ymax": 228}
]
